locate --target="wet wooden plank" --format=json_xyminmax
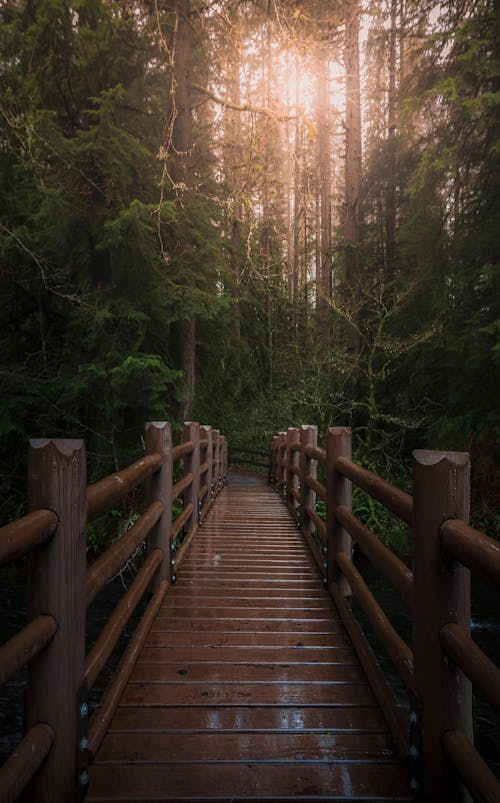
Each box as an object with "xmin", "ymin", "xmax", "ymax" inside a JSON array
[
  {"xmin": 88, "ymin": 762, "xmax": 411, "ymax": 801},
  {"xmin": 96, "ymin": 731, "xmax": 397, "ymax": 762},
  {"xmin": 120, "ymin": 681, "xmax": 375, "ymax": 707},
  {"xmin": 150, "ymin": 618, "xmax": 343, "ymax": 633},
  {"xmin": 106, "ymin": 706, "xmax": 390, "ymax": 734},
  {"xmin": 138, "ymin": 646, "xmax": 357, "ymax": 663},
  {"xmin": 146, "ymin": 631, "xmax": 352, "ymax": 647},
  {"xmin": 130, "ymin": 662, "xmax": 366, "ymax": 683}
]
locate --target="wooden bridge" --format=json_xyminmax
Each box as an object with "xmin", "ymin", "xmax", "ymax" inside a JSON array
[{"xmin": 1, "ymin": 422, "xmax": 499, "ymax": 802}]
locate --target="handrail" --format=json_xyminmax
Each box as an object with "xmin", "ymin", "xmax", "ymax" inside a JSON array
[
  {"xmin": 269, "ymin": 425, "xmax": 500, "ymax": 803},
  {"xmin": 172, "ymin": 440, "xmax": 194, "ymax": 461},
  {"xmin": 305, "ymin": 474, "xmax": 326, "ymax": 501},
  {"xmin": 0, "ymin": 420, "xmax": 228, "ymax": 802},
  {"xmin": 86, "ymin": 501, "xmax": 163, "ymax": 607},
  {"xmin": 0, "ymin": 723, "xmax": 54, "ymax": 803},
  {"xmin": 336, "ymin": 551, "xmax": 416, "ymax": 696},
  {"xmin": 0, "ymin": 509, "xmax": 58, "ymax": 566},
  {"xmin": 439, "ymin": 623, "xmax": 500, "ymax": 717},
  {"xmin": 172, "ymin": 472, "xmax": 193, "ymax": 501},
  {"xmin": 440, "ymin": 518, "xmax": 500, "ymax": 587},
  {"xmin": 85, "ymin": 549, "xmax": 163, "ymax": 689},
  {"xmin": 335, "ymin": 505, "xmax": 413, "ymax": 610},
  {"xmin": 334, "ymin": 456, "xmax": 413, "ymax": 524},
  {"xmin": 304, "ymin": 443, "xmax": 326, "ymax": 465},
  {"xmin": 87, "ymin": 453, "xmax": 162, "ymax": 521},
  {"xmin": 0, "ymin": 616, "xmax": 57, "ymax": 688}
]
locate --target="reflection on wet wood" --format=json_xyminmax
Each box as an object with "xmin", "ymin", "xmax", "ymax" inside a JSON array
[{"xmin": 88, "ymin": 479, "xmax": 410, "ymax": 801}]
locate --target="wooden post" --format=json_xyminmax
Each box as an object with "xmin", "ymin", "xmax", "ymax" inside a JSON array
[
  {"xmin": 270, "ymin": 436, "xmax": 278, "ymax": 487},
  {"xmin": 278, "ymin": 431, "xmax": 287, "ymax": 499},
  {"xmin": 212, "ymin": 429, "xmax": 220, "ymax": 496},
  {"xmin": 326, "ymin": 427, "xmax": 352, "ymax": 596},
  {"xmin": 286, "ymin": 427, "xmax": 300, "ymax": 518},
  {"xmin": 412, "ymin": 450, "xmax": 473, "ymax": 803},
  {"xmin": 221, "ymin": 436, "xmax": 228, "ymax": 485},
  {"xmin": 145, "ymin": 422, "xmax": 173, "ymax": 586},
  {"xmin": 182, "ymin": 422, "xmax": 200, "ymax": 532},
  {"xmin": 299, "ymin": 425, "xmax": 317, "ymax": 539},
  {"xmin": 201, "ymin": 425, "xmax": 213, "ymax": 514},
  {"xmin": 26, "ymin": 439, "xmax": 87, "ymax": 802}
]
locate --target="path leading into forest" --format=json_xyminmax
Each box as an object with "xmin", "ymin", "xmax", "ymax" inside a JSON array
[{"xmin": 87, "ymin": 474, "xmax": 410, "ymax": 802}]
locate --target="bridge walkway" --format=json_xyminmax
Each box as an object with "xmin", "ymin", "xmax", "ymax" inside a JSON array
[{"xmin": 87, "ymin": 474, "xmax": 411, "ymax": 802}]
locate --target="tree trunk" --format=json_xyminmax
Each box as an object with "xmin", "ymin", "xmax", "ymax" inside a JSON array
[
  {"xmin": 172, "ymin": 0, "xmax": 196, "ymax": 417},
  {"xmin": 386, "ymin": 0, "xmax": 398, "ymax": 277},
  {"xmin": 344, "ymin": 0, "xmax": 363, "ymax": 292},
  {"xmin": 316, "ymin": 47, "xmax": 332, "ymax": 346}
]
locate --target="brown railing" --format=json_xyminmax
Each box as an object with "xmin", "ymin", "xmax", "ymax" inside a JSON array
[
  {"xmin": 0, "ymin": 421, "xmax": 227, "ymax": 803},
  {"xmin": 270, "ymin": 425, "xmax": 500, "ymax": 803}
]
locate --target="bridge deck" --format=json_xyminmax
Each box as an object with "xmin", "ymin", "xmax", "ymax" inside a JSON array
[{"xmin": 88, "ymin": 475, "xmax": 411, "ymax": 802}]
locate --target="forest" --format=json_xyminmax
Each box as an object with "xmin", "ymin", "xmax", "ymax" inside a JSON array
[{"xmin": 0, "ymin": 0, "xmax": 498, "ymax": 538}]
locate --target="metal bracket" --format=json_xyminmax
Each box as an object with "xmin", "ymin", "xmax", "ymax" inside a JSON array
[
  {"xmin": 76, "ymin": 681, "xmax": 89, "ymax": 800},
  {"xmin": 408, "ymin": 696, "xmax": 423, "ymax": 800}
]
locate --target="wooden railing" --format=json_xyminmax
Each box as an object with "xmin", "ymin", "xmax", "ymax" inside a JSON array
[
  {"xmin": 0, "ymin": 421, "xmax": 227, "ymax": 803},
  {"xmin": 270, "ymin": 425, "xmax": 500, "ymax": 803}
]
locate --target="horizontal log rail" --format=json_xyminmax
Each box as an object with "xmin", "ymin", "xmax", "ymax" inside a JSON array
[
  {"xmin": 442, "ymin": 729, "xmax": 500, "ymax": 803},
  {"xmin": 87, "ymin": 453, "xmax": 162, "ymax": 522},
  {"xmin": 269, "ymin": 425, "xmax": 500, "ymax": 803},
  {"xmin": 86, "ymin": 501, "xmax": 163, "ymax": 607},
  {"xmin": 304, "ymin": 503, "xmax": 326, "ymax": 544},
  {"xmin": 0, "ymin": 615, "xmax": 57, "ymax": 688},
  {"xmin": 0, "ymin": 420, "xmax": 227, "ymax": 803},
  {"xmin": 305, "ymin": 473, "xmax": 326, "ymax": 501},
  {"xmin": 85, "ymin": 549, "xmax": 163, "ymax": 690},
  {"xmin": 439, "ymin": 623, "xmax": 500, "ymax": 717},
  {"xmin": 172, "ymin": 502, "xmax": 194, "ymax": 540},
  {"xmin": 334, "ymin": 456, "xmax": 413, "ymax": 525},
  {"xmin": 336, "ymin": 551, "xmax": 416, "ymax": 697},
  {"xmin": 0, "ymin": 723, "xmax": 54, "ymax": 803},
  {"xmin": 335, "ymin": 505, "xmax": 413, "ymax": 610},
  {"xmin": 304, "ymin": 443, "xmax": 326, "ymax": 465},
  {"xmin": 172, "ymin": 472, "xmax": 193, "ymax": 501},
  {"xmin": 172, "ymin": 440, "xmax": 194, "ymax": 462},
  {"xmin": 87, "ymin": 579, "xmax": 168, "ymax": 760},
  {"xmin": 440, "ymin": 518, "xmax": 500, "ymax": 587},
  {"xmin": 0, "ymin": 509, "xmax": 58, "ymax": 566}
]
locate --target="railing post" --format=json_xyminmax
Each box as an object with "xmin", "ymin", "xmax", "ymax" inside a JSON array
[
  {"xmin": 278, "ymin": 431, "xmax": 287, "ymax": 500},
  {"xmin": 212, "ymin": 429, "xmax": 220, "ymax": 495},
  {"xmin": 201, "ymin": 425, "xmax": 213, "ymax": 515},
  {"xmin": 269, "ymin": 436, "xmax": 278, "ymax": 488},
  {"xmin": 412, "ymin": 450, "xmax": 473, "ymax": 803},
  {"xmin": 326, "ymin": 427, "xmax": 352, "ymax": 597},
  {"xmin": 145, "ymin": 422, "xmax": 173, "ymax": 586},
  {"xmin": 286, "ymin": 427, "xmax": 300, "ymax": 518},
  {"xmin": 26, "ymin": 439, "xmax": 87, "ymax": 802},
  {"xmin": 221, "ymin": 436, "xmax": 228, "ymax": 486},
  {"xmin": 299, "ymin": 425, "xmax": 317, "ymax": 539},
  {"xmin": 182, "ymin": 422, "xmax": 200, "ymax": 533}
]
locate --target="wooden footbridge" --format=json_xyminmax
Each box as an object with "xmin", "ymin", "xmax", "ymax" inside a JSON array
[{"xmin": 1, "ymin": 421, "xmax": 499, "ymax": 802}]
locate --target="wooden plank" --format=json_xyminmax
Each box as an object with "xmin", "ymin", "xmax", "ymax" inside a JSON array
[
  {"xmin": 130, "ymin": 662, "xmax": 366, "ymax": 683},
  {"xmin": 146, "ymin": 631, "xmax": 352, "ymax": 648},
  {"xmin": 149, "ymin": 619, "xmax": 343, "ymax": 633},
  {"xmin": 138, "ymin": 646, "xmax": 356, "ymax": 663},
  {"xmin": 96, "ymin": 731, "xmax": 397, "ymax": 762},
  {"xmin": 88, "ymin": 762, "xmax": 410, "ymax": 801},
  {"xmin": 120, "ymin": 681, "xmax": 375, "ymax": 707},
  {"xmin": 106, "ymin": 705, "xmax": 390, "ymax": 734}
]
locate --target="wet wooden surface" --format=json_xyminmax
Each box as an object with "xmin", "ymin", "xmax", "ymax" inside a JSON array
[{"xmin": 88, "ymin": 475, "xmax": 411, "ymax": 801}]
